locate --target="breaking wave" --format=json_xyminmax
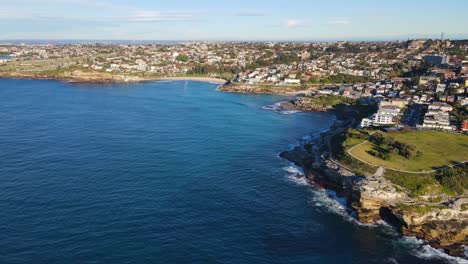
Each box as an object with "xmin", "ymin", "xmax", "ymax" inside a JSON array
[
  {"xmin": 262, "ymin": 102, "xmax": 301, "ymax": 115},
  {"xmin": 308, "ymin": 188, "xmax": 362, "ymax": 224},
  {"xmin": 283, "ymin": 164, "xmax": 308, "ymax": 186},
  {"xmin": 397, "ymin": 237, "xmax": 468, "ymax": 264}
]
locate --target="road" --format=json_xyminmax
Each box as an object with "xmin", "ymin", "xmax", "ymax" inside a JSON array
[{"xmin": 401, "ymin": 103, "xmax": 424, "ymax": 127}]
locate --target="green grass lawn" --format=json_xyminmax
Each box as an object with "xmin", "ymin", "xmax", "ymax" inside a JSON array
[{"xmin": 349, "ymin": 131, "xmax": 468, "ymax": 172}]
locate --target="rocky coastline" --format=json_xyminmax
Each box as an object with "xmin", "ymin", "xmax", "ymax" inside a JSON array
[
  {"xmin": 0, "ymin": 70, "xmax": 227, "ymax": 84},
  {"xmin": 278, "ymin": 100, "xmax": 468, "ymax": 259},
  {"xmin": 218, "ymin": 83, "xmax": 312, "ymax": 95},
  {"xmin": 3, "ymin": 74, "xmax": 466, "ymax": 258}
]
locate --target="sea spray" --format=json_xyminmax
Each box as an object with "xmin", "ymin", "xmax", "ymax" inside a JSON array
[
  {"xmin": 283, "ymin": 163, "xmax": 308, "ymax": 186},
  {"xmin": 397, "ymin": 237, "xmax": 468, "ymax": 264},
  {"xmin": 262, "ymin": 102, "xmax": 301, "ymax": 115}
]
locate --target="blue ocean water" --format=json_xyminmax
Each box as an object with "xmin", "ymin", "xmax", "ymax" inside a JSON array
[{"xmin": 0, "ymin": 79, "xmax": 462, "ymax": 264}]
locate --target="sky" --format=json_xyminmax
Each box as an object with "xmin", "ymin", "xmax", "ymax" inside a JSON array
[{"xmin": 0, "ymin": 0, "xmax": 467, "ymax": 41}]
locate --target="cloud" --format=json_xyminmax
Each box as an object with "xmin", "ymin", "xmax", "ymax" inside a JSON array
[
  {"xmin": 0, "ymin": 8, "xmax": 29, "ymax": 20},
  {"xmin": 234, "ymin": 10, "xmax": 269, "ymax": 17},
  {"xmin": 329, "ymin": 18, "xmax": 352, "ymax": 25},
  {"xmin": 12, "ymin": 0, "xmax": 125, "ymax": 10},
  {"xmin": 0, "ymin": 3, "xmax": 198, "ymax": 23},
  {"xmin": 128, "ymin": 11, "xmax": 194, "ymax": 22},
  {"xmin": 286, "ymin": 19, "xmax": 304, "ymax": 28}
]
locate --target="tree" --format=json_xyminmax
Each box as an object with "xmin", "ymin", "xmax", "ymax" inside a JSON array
[
  {"xmin": 176, "ymin": 54, "xmax": 189, "ymax": 62},
  {"xmin": 436, "ymin": 165, "xmax": 468, "ymax": 195}
]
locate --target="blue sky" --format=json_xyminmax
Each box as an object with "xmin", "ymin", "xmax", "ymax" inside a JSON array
[{"xmin": 1, "ymin": 0, "xmax": 467, "ymax": 40}]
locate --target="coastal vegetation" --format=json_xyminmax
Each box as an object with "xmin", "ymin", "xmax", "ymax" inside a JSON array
[
  {"xmin": 306, "ymin": 73, "xmax": 373, "ymax": 84},
  {"xmin": 366, "ymin": 132, "xmax": 422, "ymax": 160},
  {"xmin": 219, "ymin": 82, "xmax": 309, "ymax": 94},
  {"xmin": 397, "ymin": 203, "xmax": 449, "ymax": 214},
  {"xmin": 186, "ymin": 64, "xmax": 241, "ymax": 79},
  {"xmin": 435, "ymin": 164, "xmax": 468, "ymax": 195},
  {"xmin": 303, "ymin": 94, "xmax": 357, "ymax": 108},
  {"xmin": 175, "ymin": 54, "xmax": 189, "ymax": 62},
  {"xmin": 349, "ymin": 131, "xmax": 468, "ymax": 172},
  {"xmin": 330, "ymin": 129, "xmax": 377, "ymax": 176},
  {"xmin": 335, "ymin": 129, "xmax": 468, "ymax": 196},
  {"xmin": 384, "ymin": 170, "xmax": 442, "ymax": 196}
]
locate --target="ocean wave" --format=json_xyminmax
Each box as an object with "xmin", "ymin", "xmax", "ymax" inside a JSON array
[
  {"xmin": 284, "ymin": 133, "xmax": 320, "ymax": 152},
  {"xmin": 283, "ymin": 164, "xmax": 308, "ymax": 186},
  {"xmin": 384, "ymin": 258, "xmax": 399, "ymax": 264},
  {"xmin": 397, "ymin": 237, "xmax": 468, "ymax": 264},
  {"xmin": 300, "ymin": 173, "xmax": 467, "ymax": 263},
  {"xmin": 262, "ymin": 102, "xmax": 301, "ymax": 115},
  {"xmin": 308, "ymin": 188, "xmax": 363, "ymax": 224}
]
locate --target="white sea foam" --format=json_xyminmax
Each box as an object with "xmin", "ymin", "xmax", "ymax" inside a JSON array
[
  {"xmin": 283, "ymin": 164, "xmax": 308, "ymax": 186},
  {"xmin": 398, "ymin": 237, "xmax": 468, "ymax": 264},
  {"xmin": 283, "ymin": 164, "xmax": 305, "ymax": 175},
  {"xmin": 308, "ymin": 188, "xmax": 361, "ymax": 223},
  {"xmin": 306, "ymin": 179, "xmax": 467, "ymax": 263},
  {"xmin": 324, "ymin": 189, "xmax": 348, "ymax": 211},
  {"xmin": 283, "ymin": 133, "xmax": 318, "ymax": 152},
  {"xmin": 262, "ymin": 102, "xmax": 301, "ymax": 115},
  {"xmin": 384, "ymin": 258, "xmax": 399, "ymax": 264}
]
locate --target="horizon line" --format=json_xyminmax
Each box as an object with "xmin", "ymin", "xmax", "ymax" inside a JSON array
[{"xmin": 1, "ymin": 37, "xmax": 467, "ymax": 44}]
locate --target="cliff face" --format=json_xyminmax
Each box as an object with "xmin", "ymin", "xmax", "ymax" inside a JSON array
[
  {"xmin": 0, "ymin": 70, "xmax": 143, "ymax": 83},
  {"xmin": 292, "ymin": 97, "xmax": 331, "ymax": 112},
  {"xmin": 353, "ymin": 176, "xmax": 467, "ymax": 254},
  {"xmin": 398, "ymin": 205, "xmax": 468, "ymax": 256},
  {"xmin": 280, "ymin": 139, "xmax": 468, "ymax": 258},
  {"xmin": 351, "ymin": 176, "xmax": 408, "ymax": 223},
  {"xmin": 218, "ymin": 84, "xmax": 308, "ymax": 95},
  {"xmin": 66, "ymin": 70, "xmax": 142, "ymax": 82}
]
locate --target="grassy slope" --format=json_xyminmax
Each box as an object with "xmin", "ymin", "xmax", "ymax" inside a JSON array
[
  {"xmin": 337, "ymin": 130, "xmax": 467, "ymax": 196},
  {"xmin": 349, "ymin": 131, "xmax": 468, "ymax": 171},
  {"xmin": 331, "ymin": 129, "xmax": 378, "ymax": 176}
]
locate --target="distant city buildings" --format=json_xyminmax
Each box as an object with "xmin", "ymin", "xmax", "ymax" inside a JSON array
[
  {"xmin": 419, "ymin": 103, "xmax": 456, "ymax": 131},
  {"xmin": 0, "ymin": 39, "xmax": 466, "ymax": 132},
  {"xmin": 360, "ymin": 103, "xmax": 403, "ymax": 128},
  {"xmin": 424, "ymin": 54, "xmax": 450, "ymax": 65}
]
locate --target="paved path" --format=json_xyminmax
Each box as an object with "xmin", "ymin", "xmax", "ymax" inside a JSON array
[{"xmin": 374, "ymin": 166, "xmax": 385, "ymax": 177}]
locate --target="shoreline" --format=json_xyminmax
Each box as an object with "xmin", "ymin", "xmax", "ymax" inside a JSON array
[
  {"xmin": 278, "ymin": 106, "xmax": 468, "ymax": 260},
  {"xmin": 1, "ymin": 75, "xmax": 466, "ymax": 259},
  {"xmin": 153, "ymin": 76, "xmax": 227, "ymax": 84},
  {"xmin": 0, "ymin": 72, "xmax": 228, "ymax": 85},
  {"xmin": 0, "ymin": 72, "xmax": 315, "ymax": 95},
  {"xmin": 218, "ymin": 83, "xmax": 314, "ymax": 96}
]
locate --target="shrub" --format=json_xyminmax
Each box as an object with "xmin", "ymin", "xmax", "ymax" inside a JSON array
[{"xmin": 436, "ymin": 165, "xmax": 468, "ymax": 195}]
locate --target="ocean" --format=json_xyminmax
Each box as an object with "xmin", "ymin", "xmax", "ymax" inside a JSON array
[{"xmin": 0, "ymin": 78, "xmax": 464, "ymax": 264}]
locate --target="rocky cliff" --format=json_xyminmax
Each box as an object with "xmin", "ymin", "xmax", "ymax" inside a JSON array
[
  {"xmin": 292, "ymin": 97, "xmax": 331, "ymax": 112},
  {"xmin": 218, "ymin": 84, "xmax": 309, "ymax": 95},
  {"xmin": 279, "ymin": 123, "xmax": 467, "ymax": 258},
  {"xmin": 0, "ymin": 70, "xmax": 144, "ymax": 83}
]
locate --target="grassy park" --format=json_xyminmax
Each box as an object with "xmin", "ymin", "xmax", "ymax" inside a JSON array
[
  {"xmin": 336, "ymin": 129, "xmax": 468, "ymax": 196},
  {"xmin": 348, "ymin": 131, "xmax": 468, "ymax": 172}
]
